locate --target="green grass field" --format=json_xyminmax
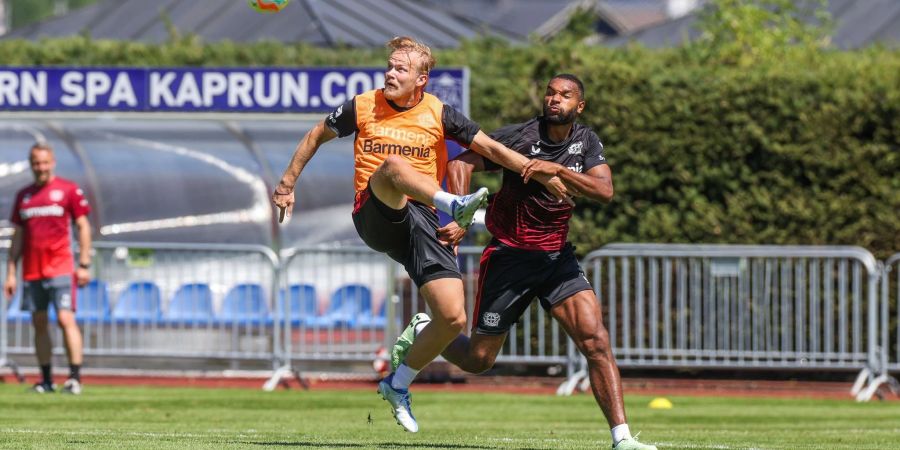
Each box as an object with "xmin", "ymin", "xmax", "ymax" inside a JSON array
[{"xmin": 0, "ymin": 383, "xmax": 896, "ymax": 449}]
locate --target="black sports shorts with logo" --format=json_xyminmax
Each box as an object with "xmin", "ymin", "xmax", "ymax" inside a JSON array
[
  {"xmin": 473, "ymin": 240, "xmax": 592, "ymax": 335},
  {"xmin": 24, "ymin": 275, "xmax": 76, "ymax": 313},
  {"xmin": 352, "ymin": 185, "xmax": 461, "ymax": 287}
]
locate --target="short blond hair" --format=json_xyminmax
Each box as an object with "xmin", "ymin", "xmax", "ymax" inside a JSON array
[{"xmin": 387, "ymin": 36, "xmax": 435, "ymax": 75}]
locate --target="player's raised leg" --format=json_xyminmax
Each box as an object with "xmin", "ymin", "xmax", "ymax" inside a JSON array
[{"xmin": 369, "ymin": 156, "xmax": 487, "ymax": 228}]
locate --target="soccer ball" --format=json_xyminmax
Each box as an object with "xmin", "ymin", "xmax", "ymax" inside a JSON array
[{"xmin": 248, "ymin": 0, "xmax": 290, "ymax": 13}]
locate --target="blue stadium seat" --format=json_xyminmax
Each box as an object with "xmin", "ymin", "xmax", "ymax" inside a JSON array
[
  {"xmin": 308, "ymin": 284, "xmax": 372, "ymax": 327},
  {"xmin": 76, "ymin": 280, "xmax": 111, "ymax": 323},
  {"xmin": 6, "ymin": 292, "xmax": 62, "ymax": 322},
  {"xmin": 355, "ymin": 299, "xmax": 387, "ymax": 329},
  {"xmin": 277, "ymin": 284, "xmax": 318, "ymax": 326},
  {"xmin": 6, "ymin": 293, "xmax": 30, "ymax": 322},
  {"xmin": 166, "ymin": 283, "xmax": 214, "ymax": 324},
  {"xmin": 112, "ymin": 281, "xmax": 162, "ymax": 323},
  {"xmin": 218, "ymin": 283, "xmax": 270, "ymax": 325}
]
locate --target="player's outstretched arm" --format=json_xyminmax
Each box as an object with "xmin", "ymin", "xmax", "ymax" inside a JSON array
[
  {"xmin": 467, "ymin": 131, "xmax": 570, "ymax": 202},
  {"xmin": 272, "ymin": 121, "xmax": 337, "ymax": 222}
]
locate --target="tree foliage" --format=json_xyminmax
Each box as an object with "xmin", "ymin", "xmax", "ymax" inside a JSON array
[
  {"xmin": 692, "ymin": 0, "xmax": 833, "ymax": 66},
  {"xmin": 7, "ymin": 0, "xmax": 98, "ymax": 29}
]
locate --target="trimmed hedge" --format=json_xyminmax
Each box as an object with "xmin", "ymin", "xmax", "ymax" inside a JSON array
[{"xmin": 1, "ymin": 37, "xmax": 897, "ymax": 257}]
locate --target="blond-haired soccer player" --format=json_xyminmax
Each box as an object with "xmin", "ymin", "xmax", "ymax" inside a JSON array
[{"xmin": 272, "ymin": 36, "xmax": 566, "ymax": 432}]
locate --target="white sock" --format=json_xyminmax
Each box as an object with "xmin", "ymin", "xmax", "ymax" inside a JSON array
[
  {"xmin": 391, "ymin": 363, "xmax": 419, "ymax": 390},
  {"xmin": 414, "ymin": 320, "xmax": 429, "ymax": 335},
  {"xmin": 432, "ymin": 191, "xmax": 457, "ymax": 215},
  {"xmin": 611, "ymin": 423, "xmax": 632, "ymax": 445}
]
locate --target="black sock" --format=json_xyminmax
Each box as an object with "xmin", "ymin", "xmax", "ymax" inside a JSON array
[
  {"xmin": 69, "ymin": 365, "xmax": 81, "ymax": 382},
  {"xmin": 40, "ymin": 364, "xmax": 52, "ymax": 385}
]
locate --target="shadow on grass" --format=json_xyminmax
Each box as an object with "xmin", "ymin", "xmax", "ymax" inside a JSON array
[{"xmin": 238, "ymin": 441, "xmax": 544, "ymax": 449}]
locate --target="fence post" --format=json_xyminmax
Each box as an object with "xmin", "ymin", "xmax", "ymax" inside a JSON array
[
  {"xmin": 0, "ymin": 256, "xmax": 23, "ymax": 382},
  {"xmin": 263, "ymin": 247, "xmax": 308, "ymax": 391},
  {"xmin": 853, "ymin": 259, "xmax": 900, "ymax": 400}
]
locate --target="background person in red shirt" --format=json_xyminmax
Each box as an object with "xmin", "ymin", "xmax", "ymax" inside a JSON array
[{"xmin": 4, "ymin": 142, "xmax": 92, "ymax": 394}]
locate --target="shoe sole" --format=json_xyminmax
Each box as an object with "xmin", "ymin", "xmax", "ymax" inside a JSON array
[{"xmin": 376, "ymin": 383, "xmax": 417, "ymax": 433}]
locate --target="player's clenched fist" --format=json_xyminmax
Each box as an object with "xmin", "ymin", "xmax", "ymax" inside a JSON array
[{"xmin": 521, "ymin": 159, "xmax": 572, "ymax": 204}]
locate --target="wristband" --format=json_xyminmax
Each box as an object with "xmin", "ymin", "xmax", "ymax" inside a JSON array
[{"xmin": 78, "ymin": 263, "xmax": 91, "ymax": 269}]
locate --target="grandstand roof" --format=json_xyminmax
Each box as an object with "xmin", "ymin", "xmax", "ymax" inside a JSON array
[
  {"xmin": 1, "ymin": 0, "xmax": 516, "ymax": 47},
  {"xmin": 418, "ymin": 0, "xmax": 667, "ymax": 41},
  {"xmin": 600, "ymin": 0, "xmax": 900, "ymax": 49},
  {"xmin": 1, "ymin": 0, "xmax": 673, "ymax": 47}
]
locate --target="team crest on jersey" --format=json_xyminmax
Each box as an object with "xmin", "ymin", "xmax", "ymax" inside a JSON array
[
  {"xmin": 416, "ymin": 113, "xmax": 433, "ymax": 127},
  {"xmin": 530, "ymin": 141, "xmax": 541, "ymax": 155},
  {"xmin": 49, "ymin": 189, "xmax": 64, "ymax": 202},
  {"xmin": 22, "ymin": 194, "xmax": 31, "ymax": 204},
  {"xmin": 567, "ymin": 141, "xmax": 584, "ymax": 155},
  {"xmin": 483, "ymin": 312, "xmax": 501, "ymax": 327}
]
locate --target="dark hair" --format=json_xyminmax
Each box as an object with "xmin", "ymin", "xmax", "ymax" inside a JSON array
[{"xmin": 550, "ymin": 73, "xmax": 584, "ymax": 100}]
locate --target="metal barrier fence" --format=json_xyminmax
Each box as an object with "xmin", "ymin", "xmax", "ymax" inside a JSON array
[
  {"xmin": 267, "ymin": 245, "xmax": 572, "ymax": 388},
  {"xmin": 862, "ymin": 253, "xmax": 900, "ymax": 399},
  {"xmin": 561, "ymin": 244, "xmax": 885, "ymax": 399},
  {"xmin": 0, "ymin": 250, "xmax": 24, "ymax": 381},
  {"xmin": 886, "ymin": 253, "xmax": 900, "ymax": 373},
  {"xmin": 3, "ymin": 241, "xmax": 898, "ymax": 401},
  {"xmin": 3, "ymin": 242, "xmax": 280, "ymax": 371}
]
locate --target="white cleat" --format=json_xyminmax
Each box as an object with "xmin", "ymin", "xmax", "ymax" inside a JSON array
[
  {"xmin": 62, "ymin": 378, "xmax": 82, "ymax": 395},
  {"xmin": 377, "ymin": 374, "xmax": 418, "ymax": 433},
  {"xmin": 30, "ymin": 382, "xmax": 55, "ymax": 393},
  {"xmin": 451, "ymin": 187, "xmax": 488, "ymax": 228},
  {"xmin": 613, "ymin": 435, "xmax": 657, "ymax": 450}
]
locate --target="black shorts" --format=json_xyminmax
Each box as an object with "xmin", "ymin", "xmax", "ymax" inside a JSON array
[
  {"xmin": 352, "ymin": 185, "xmax": 461, "ymax": 287},
  {"xmin": 473, "ymin": 241, "xmax": 592, "ymax": 335},
  {"xmin": 24, "ymin": 275, "xmax": 76, "ymax": 313}
]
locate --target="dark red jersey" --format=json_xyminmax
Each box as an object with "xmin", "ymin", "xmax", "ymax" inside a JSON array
[
  {"xmin": 482, "ymin": 117, "xmax": 606, "ymax": 251},
  {"xmin": 10, "ymin": 177, "xmax": 90, "ymax": 281}
]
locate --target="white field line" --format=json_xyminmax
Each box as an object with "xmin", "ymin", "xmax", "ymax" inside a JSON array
[{"xmin": 0, "ymin": 428, "xmax": 263, "ymax": 439}]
